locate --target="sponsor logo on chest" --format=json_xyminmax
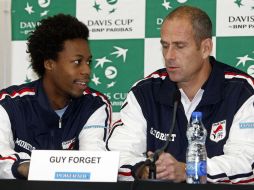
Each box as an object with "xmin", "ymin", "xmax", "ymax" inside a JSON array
[
  {"xmin": 15, "ymin": 138, "xmax": 36, "ymax": 151},
  {"xmin": 150, "ymin": 127, "xmax": 176, "ymax": 142},
  {"xmin": 210, "ymin": 120, "xmax": 226, "ymax": 143}
]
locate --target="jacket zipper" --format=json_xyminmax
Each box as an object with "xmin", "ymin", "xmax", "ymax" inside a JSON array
[
  {"xmin": 59, "ymin": 118, "xmax": 62, "ymax": 129},
  {"xmin": 49, "ymin": 118, "xmax": 62, "ymax": 149}
]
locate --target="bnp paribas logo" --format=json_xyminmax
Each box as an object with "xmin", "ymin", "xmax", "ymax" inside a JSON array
[
  {"xmin": 16, "ymin": 0, "xmax": 51, "ymax": 32},
  {"xmin": 235, "ymin": 50, "xmax": 254, "ymax": 77},
  {"xmin": 92, "ymin": 0, "xmax": 119, "ymax": 14},
  {"xmin": 91, "ymin": 46, "xmax": 128, "ymax": 89},
  {"xmin": 12, "ymin": 0, "xmax": 51, "ymax": 40}
]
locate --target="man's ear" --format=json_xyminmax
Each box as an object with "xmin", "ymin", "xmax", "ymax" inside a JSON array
[
  {"xmin": 201, "ymin": 38, "xmax": 213, "ymax": 59},
  {"xmin": 44, "ymin": 59, "xmax": 55, "ymax": 71}
]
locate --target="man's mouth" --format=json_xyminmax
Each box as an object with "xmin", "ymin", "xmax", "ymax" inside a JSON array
[
  {"xmin": 75, "ymin": 81, "xmax": 87, "ymax": 85},
  {"xmin": 74, "ymin": 80, "xmax": 88, "ymax": 89},
  {"xmin": 167, "ymin": 66, "xmax": 178, "ymax": 72}
]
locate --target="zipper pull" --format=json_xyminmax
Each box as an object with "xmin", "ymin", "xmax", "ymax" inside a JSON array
[{"xmin": 59, "ymin": 118, "xmax": 62, "ymax": 129}]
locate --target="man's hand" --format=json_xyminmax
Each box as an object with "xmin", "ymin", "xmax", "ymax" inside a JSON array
[
  {"xmin": 17, "ymin": 162, "xmax": 30, "ymax": 178},
  {"xmin": 139, "ymin": 151, "xmax": 186, "ymax": 182},
  {"xmin": 155, "ymin": 152, "xmax": 186, "ymax": 182}
]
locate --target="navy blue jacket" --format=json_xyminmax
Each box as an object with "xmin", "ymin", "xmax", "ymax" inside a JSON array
[
  {"xmin": 107, "ymin": 57, "xmax": 254, "ymax": 183},
  {"xmin": 0, "ymin": 79, "xmax": 111, "ymax": 179}
]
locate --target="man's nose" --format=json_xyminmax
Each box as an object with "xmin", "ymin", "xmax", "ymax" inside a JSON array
[
  {"xmin": 80, "ymin": 63, "xmax": 91, "ymax": 76},
  {"xmin": 164, "ymin": 47, "xmax": 176, "ymax": 61}
]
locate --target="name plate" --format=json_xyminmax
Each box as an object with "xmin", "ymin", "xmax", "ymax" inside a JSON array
[{"xmin": 28, "ymin": 150, "xmax": 119, "ymax": 182}]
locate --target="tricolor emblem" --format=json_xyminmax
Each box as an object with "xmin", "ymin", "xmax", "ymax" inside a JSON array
[{"xmin": 210, "ymin": 120, "xmax": 226, "ymax": 143}]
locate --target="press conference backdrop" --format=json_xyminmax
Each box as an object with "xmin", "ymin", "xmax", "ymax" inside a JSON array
[{"xmin": 4, "ymin": 0, "xmax": 254, "ymax": 119}]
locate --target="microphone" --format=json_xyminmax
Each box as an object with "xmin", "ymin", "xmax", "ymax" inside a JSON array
[{"xmin": 148, "ymin": 89, "xmax": 181, "ymax": 179}]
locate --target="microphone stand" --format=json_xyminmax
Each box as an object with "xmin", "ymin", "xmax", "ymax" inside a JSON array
[
  {"xmin": 148, "ymin": 153, "xmax": 158, "ymax": 179},
  {"xmin": 147, "ymin": 90, "xmax": 181, "ymax": 180}
]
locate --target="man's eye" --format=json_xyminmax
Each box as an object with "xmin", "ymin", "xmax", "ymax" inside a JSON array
[
  {"xmin": 86, "ymin": 60, "xmax": 92, "ymax": 65},
  {"xmin": 176, "ymin": 45, "xmax": 184, "ymax": 49},
  {"xmin": 74, "ymin": 60, "xmax": 81, "ymax": 65},
  {"xmin": 162, "ymin": 44, "xmax": 169, "ymax": 49},
  {"xmin": 175, "ymin": 43, "xmax": 186, "ymax": 49}
]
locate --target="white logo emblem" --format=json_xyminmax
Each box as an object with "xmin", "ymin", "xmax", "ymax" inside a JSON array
[
  {"xmin": 161, "ymin": 0, "xmax": 189, "ymax": 10},
  {"xmin": 235, "ymin": 52, "xmax": 254, "ymax": 77},
  {"xmin": 91, "ymin": 46, "xmax": 128, "ymax": 89},
  {"xmin": 210, "ymin": 120, "xmax": 226, "ymax": 143},
  {"xmin": 24, "ymin": 0, "xmax": 51, "ymax": 17}
]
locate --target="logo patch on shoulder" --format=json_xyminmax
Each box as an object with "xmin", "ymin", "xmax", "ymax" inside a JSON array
[{"xmin": 210, "ymin": 120, "xmax": 226, "ymax": 143}]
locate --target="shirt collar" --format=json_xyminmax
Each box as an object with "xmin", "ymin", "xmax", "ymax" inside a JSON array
[{"xmin": 157, "ymin": 56, "xmax": 225, "ymax": 106}]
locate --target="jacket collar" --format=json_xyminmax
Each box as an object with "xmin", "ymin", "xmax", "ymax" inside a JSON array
[
  {"xmin": 157, "ymin": 76, "xmax": 178, "ymax": 106},
  {"xmin": 157, "ymin": 56, "xmax": 224, "ymax": 106},
  {"xmin": 36, "ymin": 78, "xmax": 56, "ymax": 113},
  {"xmin": 199, "ymin": 56, "xmax": 224, "ymax": 106}
]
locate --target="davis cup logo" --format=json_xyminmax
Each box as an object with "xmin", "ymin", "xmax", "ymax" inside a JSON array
[
  {"xmin": 77, "ymin": 0, "xmax": 144, "ymax": 39},
  {"xmin": 12, "ymin": 0, "xmax": 52, "ymax": 40},
  {"xmin": 12, "ymin": 0, "xmax": 75, "ymax": 40},
  {"xmin": 210, "ymin": 120, "xmax": 226, "ymax": 143},
  {"xmin": 229, "ymin": 0, "xmax": 254, "ymax": 29},
  {"xmin": 22, "ymin": 0, "xmax": 51, "ymax": 36}
]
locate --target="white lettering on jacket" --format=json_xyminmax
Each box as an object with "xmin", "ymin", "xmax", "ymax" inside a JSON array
[
  {"xmin": 15, "ymin": 138, "xmax": 36, "ymax": 151},
  {"xmin": 150, "ymin": 128, "xmax": 176, "ymax": 141}
]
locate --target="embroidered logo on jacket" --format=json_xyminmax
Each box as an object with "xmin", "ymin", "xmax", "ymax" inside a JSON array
[
  {"xmin": 150, "ymin": 128, "xmax": 176, "ymax": 141},
  {"xmin": 15, "ymin": 138, "xmax": 36, "ymax": 151},
  {"xmin": 210, "ymin": 120, "xmax": 226, "ymax": 143},
  {"xmin": 62, "ymin": 138, "xmax": 76, "ymax": 150}
]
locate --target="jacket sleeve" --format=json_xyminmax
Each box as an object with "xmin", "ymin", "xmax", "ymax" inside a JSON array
[
  {"xmin": 0, "ymin": 105, "xmax": 30, "ymax": 179},
  {"xmin": 106, "ymin": 91, "xmax": 147, "ymax": 181},
  {"xmin": 78, "ymin": 103, "xmax": 111, "ymax": 151},
  {"xmin": 207, "ymin": 95, "xmax": 254, "ymax": 184}
]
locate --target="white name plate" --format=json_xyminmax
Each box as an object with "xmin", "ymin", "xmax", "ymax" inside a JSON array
[{"xmin": 28, "ymin": 150, "xmax": 119, "ymax": 182}]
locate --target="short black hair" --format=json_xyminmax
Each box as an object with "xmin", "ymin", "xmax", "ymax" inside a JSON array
[
  {"xmin": 27, "ymin": 14, "xmax": 89, "ymax": 78},
  {"xmin": 165, "ymin": 6, "xmax": 212, "ymax": 48}
]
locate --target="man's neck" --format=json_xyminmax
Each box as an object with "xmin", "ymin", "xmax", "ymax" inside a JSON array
[
  {"xmin": 178, "ymin": 60, "xmax": 212, "ymax": 101},
  {"xmin": 42, "ymin": 77, "xmax": 70, "ymax": 110}
]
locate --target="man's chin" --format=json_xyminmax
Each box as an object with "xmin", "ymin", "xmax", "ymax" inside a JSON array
[
  {"xmin": 70, "ymin": 92, "xmax": 84, "ymax": 99},
  {"xmin": 168, "ymin": 74, "xmax": 180, "ymax": 83}
]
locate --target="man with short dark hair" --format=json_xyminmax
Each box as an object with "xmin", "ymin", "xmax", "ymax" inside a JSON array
[{"xmin": 0, "ymin": 14, "xmax": 111, "ymax": 179}]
